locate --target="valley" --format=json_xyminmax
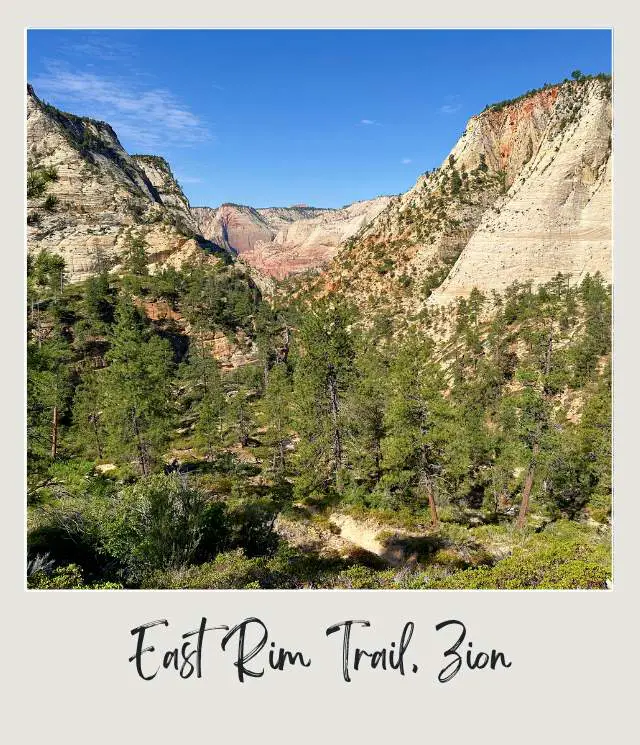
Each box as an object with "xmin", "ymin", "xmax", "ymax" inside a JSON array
[{"xmin": 26, "ymin": 73, "xmax": 612, "ymax": 590}]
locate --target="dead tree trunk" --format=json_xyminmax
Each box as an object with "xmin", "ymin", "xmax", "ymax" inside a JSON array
[
  {"xmin": 516, "ymin": 442, "xmax": 539, "ymax": 530},
  {"xmin": 51, "ymin": 405, "xmax": 58, "ymax": 459},
  {"xmin": 327, "ymin": 368, "xmax": 342, "ymax": 490},
  {"xmin": 425, "ymin": 475, "xmax": 439, "ymax": 528}
]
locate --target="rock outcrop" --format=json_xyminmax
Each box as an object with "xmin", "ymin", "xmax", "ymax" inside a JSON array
[
  {"xmin": 138, "ymin": 299, "xmax": 258, "ymax": 371},
  {"xmin": 26, "ymin": 85, "xmax": 221, "ymax": 281},
  {"xmin": 27, "ymin": 75, "xmax": 611, "ymax": 312},
  {"xmin": 192, "ymin": 204, "xmax": 276, "ymax": 257},
  {"xmin": 429, "ymin": 80, "xmax": 611, "ymax": 305},
  {"xmin": 193, "ymin": 197, "xmax": 392, "ymax": 279}
]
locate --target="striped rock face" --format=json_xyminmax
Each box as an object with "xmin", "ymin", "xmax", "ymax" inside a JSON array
[
  {"xmin": 315, "ymin": 78, "xmax": 611, "ymax": 323},
  {"xmin": 428, "ymin": 81, "xmax": 611, "ymax": 306},
  {"xmin": 193, "ymin": 197, "xmax": 393, "ymax": 280}
]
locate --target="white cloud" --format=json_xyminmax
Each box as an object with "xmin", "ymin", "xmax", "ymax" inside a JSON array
[
  {"xmin": 32, "ymin": 62, "xmax": 211, "ymax": 150},
  {"xmin": 439, "ymin": 95, "xmax": 462, "ymax": 115},
  {"xmin": 359, "ymin": 118, "xmax": 381, "ymax": 126},
  {"xmin": 61, "ymin": 34, "xmax": 138, "ymax": 62},
  {"xmin": 401, "ymin": 158, "xmax": 412, "ymax": 164}
]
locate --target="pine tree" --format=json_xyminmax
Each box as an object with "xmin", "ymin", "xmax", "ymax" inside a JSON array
[
  {"xmin": 187, "ymin": 340, "xmax": 226, "ymax": 460},
  {"xmin": 292, "ymin": 299, "xmax": 355, "ymax": 496},
  {"xmin": 195, "ymin": 389, "xmax": 226, "ymax": 459},
  {"xmin": 261, "ymin": 362, "xmax": 292, "ymax": 476},
  {"xmin": 83, "ymin": 272, "xmax": 114, "ymax": 329},
  {"xmin": 227, "ymin": 383, "xmax": 253, "ymax": 449},
  {"xmin": 570, "ymin": 273, "xmax": 611, "ymax": 385},
  {"xmin": 576, "ymin": 366, "xmax": 611, "ymax": 519},
  {"xmin": 498, "ymin": 368, "xmax": 551, "ymax": 529},
  {"xmin": 344, "ymin": 342, "xmax": 388, "ymax": 487},
  {"xmin": 382, "ymin": 337, "xmax": 465, "ymax": 525},
  {"xmin": 31, "ymin": 249, "xmax": 66, "ymax": 298},
  {"xmin": 102, "ymin": 296, "xmax": 174, "ymax": 475},
  {"xmin": 27, "ymin": 336, "xmax": 73, "ymax": 498},
  {"xmin": 122, "ymin": 234, "xmax": 149, "ymax": 276},
  {"xmin": 254, "ymin": 303, "xmax": 286, "ymax": 390},
  {"xmin": 72, "ymin": 366, "xmax": 107, "ymax": 460}
]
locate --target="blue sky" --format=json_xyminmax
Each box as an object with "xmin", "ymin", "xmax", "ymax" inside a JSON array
[{"xmin": 27, "ymin": 30, "xmax": 612, "ymax": 208}]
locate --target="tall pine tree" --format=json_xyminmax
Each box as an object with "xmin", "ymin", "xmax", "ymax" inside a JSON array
[
  {"xmin": 292, "ymin": 299, "xmax": 355, "ymax": 496},
  {"xmin": 102, "ymin": 296, "xmax": 174, "ymax": 475}
]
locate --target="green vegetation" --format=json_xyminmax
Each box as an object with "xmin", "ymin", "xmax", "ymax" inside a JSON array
[
  {"xmin": 131, "ymin": 154, "xmax": 172, "ymax": 171},
  {"xmin": 27, "ymin": 164, "xmax": 58, "ymax": 200},
  {"xmin": 43, "ymin": 194, "xmax": 58, "ymax": 212},
  {"xmin": 27, "ymin": 241, "xmax": 611, "ymax": 589},
  {"xmin": 483, "ymin": 72, "xmax": 611, "ymax": 113}
]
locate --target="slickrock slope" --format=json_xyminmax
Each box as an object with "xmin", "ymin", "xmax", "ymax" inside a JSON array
[
  {"xmin": 319, "ymin": 77, "xmax": 611, "ymax": 321},
  {"xmin": 193, "ymin": 197, "xmax": 392, "ymax": 279},
  {"xmin": 27, "ymin": 85, "xmax": 218, "ymax": 281},
  {"xmin": 429, "ymin": 81, "xmax": 611, "ymax": 305}
]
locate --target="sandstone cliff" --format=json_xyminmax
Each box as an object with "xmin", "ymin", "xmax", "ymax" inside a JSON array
[
  {"xmin": 26, "ymin": 85, "xmax": 221, "ymax": 281},
  {"xmin": 27, "ymin": 75, "xmax": 612, "ymax": 314},
  {"xmin": 318, "ymin": 77, "xmax": 611, "ymax": 321},
  {"xmin": 192, "ymin": 204, "xmax": 276, "ymax": 257},
  {"xmin": 429, "ymin": 80, "xmax": 611, "ymax": 305}
]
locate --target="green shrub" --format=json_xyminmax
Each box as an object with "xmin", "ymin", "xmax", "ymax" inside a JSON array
[
  {"xmin": 27, "ymin": 173, "xmax": 47, "ymax": 199},
  {"xmin": 430, "ymin": 521, "xmax": 610, "ymax": 589},
  {"xmin": 27, "ymin": 164, "xmax": 59, "ymax": 199},
  {"xmin": 142, "ymin": 549, "xmax": 263, "ymax": 589},
  {"xmin": 28, "ymin": 563, "xmax": 121, "ymax": 589},
  {"xmin": 43, "ymin": 194, "xmax": 58, "ymax": 212},
  {"xmin": 98, "ymin": 474, "xmax": 230, "ymax": 580},
  {"xmin": 331, "ymin": 564, "xmax": 394, "ymax": 589}
]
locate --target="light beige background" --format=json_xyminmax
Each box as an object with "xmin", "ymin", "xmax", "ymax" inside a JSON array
[{"xmin": 3, "ymin": 4, "xmax": 637, "ymax": 742}]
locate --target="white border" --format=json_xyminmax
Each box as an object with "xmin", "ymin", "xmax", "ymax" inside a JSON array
[{"xmin": 4, "ymin": 5, "xmax": 639, "ymax": 743}]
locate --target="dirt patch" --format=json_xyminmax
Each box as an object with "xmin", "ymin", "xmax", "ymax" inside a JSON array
[{"xmin": 329, "ymin": 513, "xmax": 439, "ymax": 567}]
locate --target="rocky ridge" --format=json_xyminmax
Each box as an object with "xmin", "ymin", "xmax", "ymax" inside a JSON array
[
  {"xmin": 27, "ymin": 76, "xmax": 611, "ymax": 316},
  {"xmin": 26, "ymin": 85, "xmax": 223, "ymax": 282},
  {"xmin": 316, "ymin": 77, "xmax": 611, "ymax": 322}
]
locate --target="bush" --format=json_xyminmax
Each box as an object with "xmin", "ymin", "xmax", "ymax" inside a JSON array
[
  {"xmin": 430, "ymin": 521, "xmax": 610, "ymax": 589},
  {"xmin": 226, "ymin": 493, "xmax": 280, "ymax": 557},
  {"xmin": 331, "ymin": 564, "xmax": 393, "ymax": 589},
  {"xmin": 27, "ymin": 173, "xmax": 47, "ymax": 199},
  {"xmin": 142, "ymin": 549, "xmax": 263, "ymax": 589},
  {"xmin": 28, "ymin": 563, "xmax": 121, "ymax": 589},
  {"xmin": 98, "ymin": 474, "xmax": 230, "ymax": 581},
  {"xmin": 43, "ymin": 194, "xmax": 58, "ymax": 212},
  {"xmin": 28, "ymin": 499, "xmax": 108, "ymax": 581}
]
